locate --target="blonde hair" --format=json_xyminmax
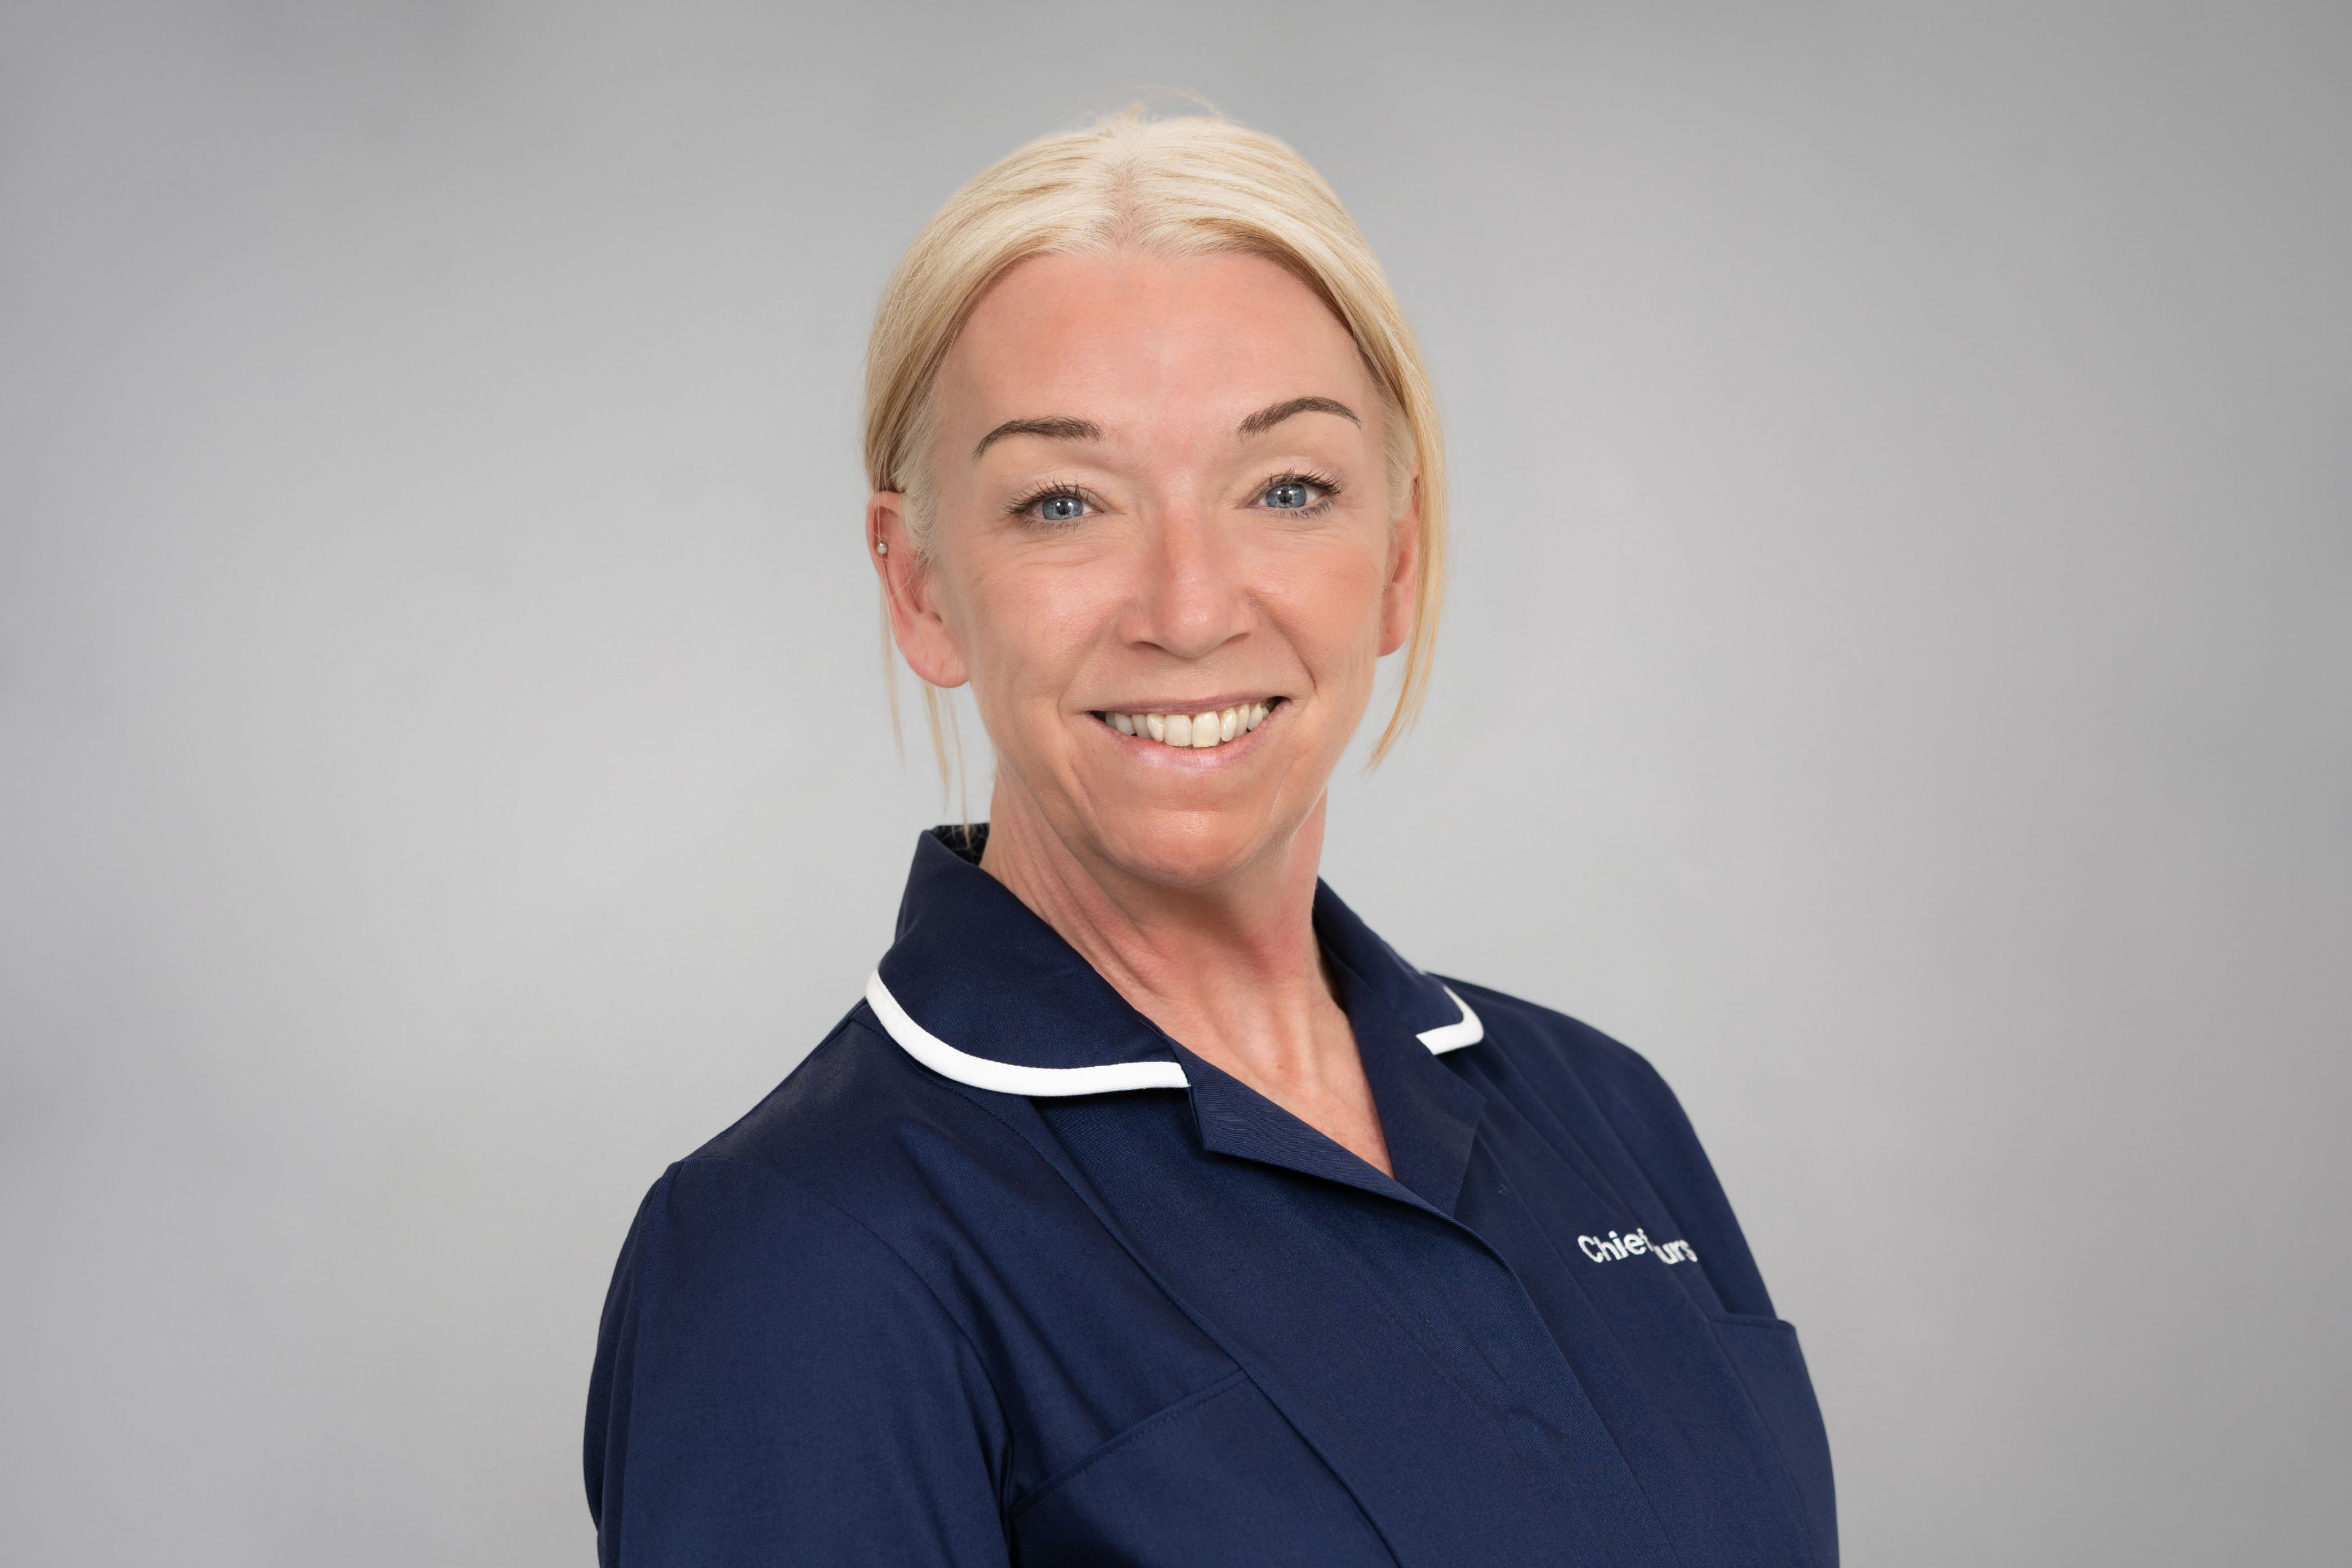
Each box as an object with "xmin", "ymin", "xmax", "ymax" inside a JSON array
[{"xmin": 863, "ymin": 107, "xmax": 1446, "ymax": 768}]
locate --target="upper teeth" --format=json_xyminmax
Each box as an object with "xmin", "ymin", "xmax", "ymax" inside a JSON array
[{"xmin": 1106, "ymin": 702, "xmax": 1273, "ymax": 749}]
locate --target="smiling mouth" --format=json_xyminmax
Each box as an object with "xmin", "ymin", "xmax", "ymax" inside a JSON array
[{"xmin": 1092, "ymin": 698, "xmax": 1284, "ymax": 751}]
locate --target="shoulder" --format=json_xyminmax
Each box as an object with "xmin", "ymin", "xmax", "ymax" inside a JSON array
[
  {"xmin": 1439, "ymin": 975, "xmax": 1687, "ymax": 1125},
  {"xmin": 602, "ymin": 1003, "xmax": 997, "ymax": 1329},
  {"xmin": 624, "ymin": 1003, "xmax": 1098, "ymax": 1298},
  {"xmin": 685, "ymin": 1005, "xmax": 1037, "ymax": 1212},
  {"xmin": 586, "ymin": 1034, "xmax": 1014, "ymax": 1557},
  {"xmin": 607, "ymin": 1155, "xmax": 946, "ymax": 1343},
  {"xmin": 589, "ymin": 1015, "xmax": 1017, "ymax": 1467}
]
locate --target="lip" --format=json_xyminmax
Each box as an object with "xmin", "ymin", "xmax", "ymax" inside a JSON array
[{"xmin": 1086, "ymin": 693, "xmax": 1284, "ymax": 716}]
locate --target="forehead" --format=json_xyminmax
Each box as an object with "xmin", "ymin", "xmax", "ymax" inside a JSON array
[{"xmin": 937, "ymin": 249, "xmax": 1370, "ymax": 442}]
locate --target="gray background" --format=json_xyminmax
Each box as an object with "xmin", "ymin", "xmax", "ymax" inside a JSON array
[{"xmin": 3, "ymin": 2, "xmax": 2345, "ymax": 1563}]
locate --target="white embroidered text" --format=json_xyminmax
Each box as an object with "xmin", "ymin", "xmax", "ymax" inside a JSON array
[{"xmin": 1576, "ymin": 1228, "xmax": 1696, "ymax": 1266}]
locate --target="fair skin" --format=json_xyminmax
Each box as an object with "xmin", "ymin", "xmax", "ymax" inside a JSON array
[{"xmin": 867, "ymin": 248, "xmax": 1419, "ymax": 1176}]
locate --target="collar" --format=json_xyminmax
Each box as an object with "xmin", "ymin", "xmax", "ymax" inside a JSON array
[{"xmin": 866, "ymin": 825, "xmax": 1484, "ymax": 1100}]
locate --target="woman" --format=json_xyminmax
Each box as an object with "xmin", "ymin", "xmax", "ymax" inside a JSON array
[{"xmin": 586, "ymin": 111, "xmax": 1834, "ymax": 1567}]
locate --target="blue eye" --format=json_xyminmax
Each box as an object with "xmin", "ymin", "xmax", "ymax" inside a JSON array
[
  {"xmin": 1262, "ymin": 479, "xmax": 1319, "ymax": 510},
  {"xmin": 1036, "ymin": 493, "xmax": 1087, "ymax": 523}
]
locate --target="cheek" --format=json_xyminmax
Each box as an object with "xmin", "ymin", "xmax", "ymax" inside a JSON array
[
  {"xmin": 1260, "ymin": 531, "xmax": 1392, "ymax": 665},
  {"xmin": 956, "ymin": 555, "xmax": 1117, "ymax": 705}
]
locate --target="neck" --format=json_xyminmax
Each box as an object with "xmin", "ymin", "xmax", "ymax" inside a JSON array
[
  {"xmin": 977, "ymin": 776, "xmax": 1390, "ymax": 1174},
  {"xmin": 979, "ymin": 781, "xmax": 1329, "ymax": 1018}
]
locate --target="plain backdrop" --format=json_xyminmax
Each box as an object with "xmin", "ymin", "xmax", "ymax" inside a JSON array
[{"xmin": 3, "ymin": 2, "xmax": 2346, "ymax": 1563}]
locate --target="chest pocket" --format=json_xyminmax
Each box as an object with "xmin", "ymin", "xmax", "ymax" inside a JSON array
[
  {"xmin": 1008, "ymin": 1369, "xmax": 1395, "ymax": 1567},
  {"xmin": 1710, "ymin": 1313, "xmax": 1838, "ymax": 1568}
]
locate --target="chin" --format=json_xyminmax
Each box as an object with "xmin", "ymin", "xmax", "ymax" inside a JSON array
[{"xmin": 1083, "ymin": 805, "xmax": 1285, "ymax": 891}]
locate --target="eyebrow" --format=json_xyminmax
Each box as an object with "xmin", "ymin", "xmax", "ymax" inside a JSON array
[
  {"xmin": 970, "ymin": 396, "xmax": 1362, "ymax": 461},
  {"xmin": 1236, "ymin": 395, "xmax": 1360, "ymax": 437},
  {"xmin": 972, "ymin": 416, "xmax": 1101, "ymax": 458}
]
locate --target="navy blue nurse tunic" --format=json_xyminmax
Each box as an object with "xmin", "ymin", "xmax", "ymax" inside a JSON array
[{"xmin": 585, "ymin": 827, "xmax": 1836, "ymax": 1566}]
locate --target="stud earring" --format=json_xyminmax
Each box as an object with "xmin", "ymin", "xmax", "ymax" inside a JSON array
[{"xmin": 874, "ymin": 540, "xmax": 889, "ymax": 556}]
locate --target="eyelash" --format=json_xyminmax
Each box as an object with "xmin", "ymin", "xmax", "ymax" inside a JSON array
[
  {"xmin": 1005, "ymin": 471, "xmax": 1344, "ymax": 527},
  {"xmin": 1263, "ymin": 470, "xmax": 1342, "ymax": 519}
]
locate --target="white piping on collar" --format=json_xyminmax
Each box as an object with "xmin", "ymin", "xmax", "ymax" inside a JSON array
[
  {"xmin": 866, "ymin": 969, "xmax": 1485, "ymax": 1096},
  {"xmin": 1419, "ymin": 986, "xmax": 1485, "ymax": 1053},
  {"xmin": 866, "ymin": 971, "xmax": 1191, "ymax": 1097}
]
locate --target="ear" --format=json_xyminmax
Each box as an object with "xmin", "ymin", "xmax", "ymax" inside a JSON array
[
  {"xmin": 1376, "ymin": 471, "xmax": 1422, "ymax": 657},
  {"xmin": 868, "ymin": 493, "xmax": 970, "ymax": 689}
]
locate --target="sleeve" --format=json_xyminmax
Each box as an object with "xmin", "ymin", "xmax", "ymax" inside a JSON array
[{"xmin": 584, "ymin": 1157, "xmax": 1012, "ymax": 1567}]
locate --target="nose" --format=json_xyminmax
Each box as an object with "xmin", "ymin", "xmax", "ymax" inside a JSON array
[{"xmin": 1130, "ymin": 501, "xmax": 1252, "ymax": 661}]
